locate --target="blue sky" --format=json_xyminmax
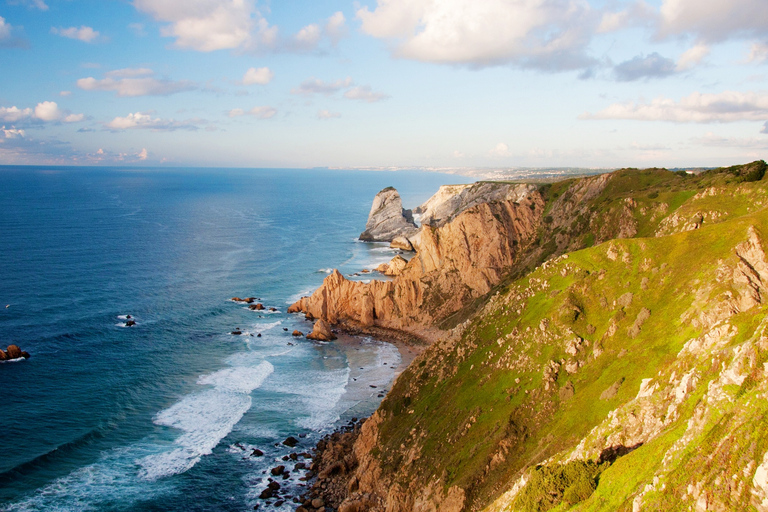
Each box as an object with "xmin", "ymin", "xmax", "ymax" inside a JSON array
[{"xmin": 0, "ymin": 0, "xmax": 766, "ymax": 168}]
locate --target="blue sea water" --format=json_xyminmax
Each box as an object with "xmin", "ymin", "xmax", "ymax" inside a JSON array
[{"xmin": 0, "ymin": 166, "xmax": 471, "ymax": 511}]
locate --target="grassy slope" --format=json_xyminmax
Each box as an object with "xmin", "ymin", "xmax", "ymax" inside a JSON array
[{"xmin": 368, "ymin": 162, "xmax": 768, "ymax": 511}]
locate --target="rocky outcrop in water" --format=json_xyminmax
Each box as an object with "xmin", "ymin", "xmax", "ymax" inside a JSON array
[
  {"xmin": 307, "ymin": 319, "xmax": 337, "ymax": 341},
  {"xmin": 359, "ymin": 187, "xmax": 419, "ymax": 242},
  {"xmin": 0, "ymin": 344, "xmax": 30, "ymax": 361}
]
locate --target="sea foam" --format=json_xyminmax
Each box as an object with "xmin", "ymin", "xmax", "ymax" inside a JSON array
[{"xmin": 137, "ymin": 361, "xmax": 273, "ymax": 481}]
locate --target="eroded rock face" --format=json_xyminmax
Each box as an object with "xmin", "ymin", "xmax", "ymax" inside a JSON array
[
  {"xmin": 416, "ymin": 182, "xmax": 538, "ymax": 228},
  {"xmin": 359, "ymin": 187, "xmax": 419, "ymax": 242},
  {"xmin": 291, "ymin": 195, "xmax": 544, "ymax": 338}
]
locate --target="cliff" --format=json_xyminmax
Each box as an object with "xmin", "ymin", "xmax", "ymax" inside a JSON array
[
  {"xmin": 304, "ymin": 161, "xmax": 768, "ymax": 512},
  {"xmin": 291, "ymin": 191, "xmax": 545, "ymax": 340}
]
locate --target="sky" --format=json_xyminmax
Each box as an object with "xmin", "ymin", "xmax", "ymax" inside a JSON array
[{"xmin": 0, "ymin": 0, "xmax": 766, "ymax": 169}]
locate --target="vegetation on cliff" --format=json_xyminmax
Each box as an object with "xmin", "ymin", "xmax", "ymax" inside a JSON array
[{"xmin": 316, "ymin": 161, "xmax": 768, "ymax": 511}]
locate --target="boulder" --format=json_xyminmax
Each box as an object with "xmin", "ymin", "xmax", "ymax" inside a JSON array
[
  {"xmin": 251, "ymin": 448, "xmax": 264, "ymax": 457},
  {"xmin": 389, "ymin": 235, "xmax": 414, "ymax": 251},
  {"xmin": 125, "ymin": 319, "xmax": 136, "ymax": 327},
  {"xmin": 0, "ymin": 350, "xmax": 7, "ymax": 361},
  {"xmin": 231, "ymin": 330, "xmax": 243, "ymax": 335},
  {"xmin": 306, "ymin": 319, "xmax": 337, "ymax": 341},
  {"xmin": 283, "ymin": 436, "xmax": 299, "ymax": 447},
  {"xmin": 292, "ymin": 330, "xmax": 303, "ymax": 337},
  {"xmin": 249, "ymin": 303, "xmax": 265, "ymax": 311},
  {"xmin": 6, "ymin": 345, "xmax": 23, "ymax": 359},
  {"xmin": 359, "ymin": 187, "xmax": 419, "ymax": 242},
  {"xmin": 376, "ymin": 255, "xmax": 408, "ymax": 277}
]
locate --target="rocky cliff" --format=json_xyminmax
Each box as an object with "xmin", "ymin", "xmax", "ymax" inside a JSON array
[
  {"xmin": 306, "ymin": 161, "xmax": 768, "ymax": 512},
  {"xmin": 359, "ymin": 187, "xmax": 419, "ymax": 242},
  {"xmin": 291, "ymin": 191, "xmax": 545, "ymax": 340}
]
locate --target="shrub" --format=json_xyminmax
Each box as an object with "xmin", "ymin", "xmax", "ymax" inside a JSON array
[{"xmin": 512, "ymin": 460, "xmax": 602, "ymax": 512}]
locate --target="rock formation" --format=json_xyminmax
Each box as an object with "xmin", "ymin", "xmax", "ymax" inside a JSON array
[
  {"xmin": 0, "ymin": 344, "xmax": 30, "ymax": 361},
  {"xmin": 375, "ymin": 255, "xmax": 408, "ymax": 277},
  {"xmin": 291, "ymin": 193, "xmax": 544, "ymax": 339},
  {"xmin": 307, "ymin": 319, "xmax": 337, "ymax": 341},
  {"xmin": 359, "ymin": 187, "xmax": 419, "ymax": 242}
]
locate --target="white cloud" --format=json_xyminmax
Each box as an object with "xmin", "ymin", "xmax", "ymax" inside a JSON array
[
  {"xmin": 291, "ymin": 77, "xmax": 353, "ymax": 96},
  {"xmin": 228, "ymin": 106, "xmax": 277, "ymax": 119},
  {"xmin": 343, "ymin": 85, "xmax": 389, "ymax": 103},
  {"xmin": 51, "ymin": 26, "xmax": 100, "ymax": 43},
  {"xmin": 676, "ymin": 43, "xmax": 710, "ymax": 70},
  {"xmin": 106, "ymin": 111, "xmax": 201, "ymax": 131},
  {"xmin": 60, "ymin": 90, "xmax": 72, "ymax": 97},
  {"xmin": 241, "ymin": 66, "xmax": 273, "ymax": 85},
  {"xmin": 317, "ymin": 110, "xmax": 341, "ymax": 120},
  {"xmin": 294, "ymin": 23, "xmax": 321, "ymax": 49},
  {"xmin": 6, "ymin": 0, "xmax": 48, "ymax": 10},
  {"xmin": 325, "ymin": 11, "xmax": 347, "ymax": 45},
  {"xmin": 247, "ymin": 106, "xmax": 276, "ymax": 119},
  {"xmin": 490, "ymin": 142, "xmax": 511, "ymax": 156},
  {"xmin": 762, "ymin": 121, "xmax": 768, "ymax": 134},
  {"xmin": 356, "ymin": 0, "xmax": 598, "ymax": 70},
  {"xmin": 0, "ymin": 106, "xmax": 33, "ymax": 123},
  {"xmin": 582, "ymin": 90, "xmax": 768, "ymax": 123},
  {"xmin": 659, "ymin": 0, "xmax": 768, "ymax": 42},
  {"xmin": 0, "ymin": 16, "xmax": 12, "ymax": 40},
  {"xmin": 597, "ymin": 1, "xmax": 656, "ymax": 33},
  {"xmin": 34, "ymin": 101, "xmax": 61, "ymax": 121},
  {"xmin": 105, "ymin": 68, "xmax": 154, "ymax": 78},
  {"xmin": 133, "ymin": 0, "xmax": 277, "ymax": 52},
  {"xmin": 138, "ymin": 148, "xmax": 149, "ymax": 160},
  {"xmin": 0, "ymin": 101, "xmax": 84, "ymax": 124},
  {"xmin": 2, "ymin": 126, "xmax": 26, "ymax": 138},
  {"xmin": 749, "ymin": 42, "xmax": 768, "ymax": 63},
  {"xmin": 77, "ymin": 70, "xmax": 195, "ymax": 97}
]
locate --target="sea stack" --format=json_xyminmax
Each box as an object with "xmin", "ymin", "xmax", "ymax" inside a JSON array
[{"xmin": 359, "ymin": 187, "xmax": 419, "ymax": 242}]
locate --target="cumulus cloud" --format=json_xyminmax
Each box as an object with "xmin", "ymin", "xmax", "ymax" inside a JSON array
[
  {"xmin": 291, "ymin": 77, "xmax": 353, "ymax": 96},
  {"xmin": 289, "ymin": 12, "xmax": 348, "ymax": 51},
  {"xmin": 762, "ymin": 121, "xmax": 768, "ymax": 134},
  {"xmin": 343, "ymin": 85, "xmax": 389, "ymax": 103},
  {"xmin": 6, "ymin": 0, "xmax": 48, "ymax": 10},
  {"xmin": 490, "ymin": 142, "xmax": 511, "ymax": 157},
  {"xmin": 77, "ymin": 69, "xmax": 195, "ymax": 97},
  {"xmin": 582, "ymin": 90, "xmax": 768, "ymax": 123},
  {"xmin": 51, "ymin": 25, "xmax": 100, "ymax": 43},
  {"xmin": 0, "ymin": 101, "xmax": 84, "ymax": 125},
  {"xmin": 325, "ymin": 11, "xmax": 347, "ymax": 45},
  {"xmin": 614, "ymin": 53, "xmax": 677, "ymax": 81},
  {"xmin": 676, "ymin": 43, "xmax": 710, "ymax": 70},
  {"xmin": 228, "ymin": 106, "xmax": 277, "ymax": 119},
  {"xmin": 241, "ymin": 66, "xmax": 273, "ymax": 85},
  {"xmin": 659, "ymin": 0, "xmax": 768, "ymax": 42},
  {"xmin": 106, "ymin": 111, "xmax": 201, "ymax": 131},
  {"xmin": 356, "ymin": 0, "xmax": 598, "ymax": 70},
  {"xmin": 317, "ymin": 109, "xmax": 341, "ymax": 120},
  {"xmin": 133, "ymin": 0, "xmax": 277, "ymax": 52}
]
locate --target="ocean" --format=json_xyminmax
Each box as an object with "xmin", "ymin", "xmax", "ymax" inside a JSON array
[{"xmin": 0, "ymin": 166, "xmax": 471, "ymax": 511}]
